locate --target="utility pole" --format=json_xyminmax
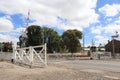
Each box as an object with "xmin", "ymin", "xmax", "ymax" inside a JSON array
[
  {"xmin": 112, "ymin": 39, "xmax": 115, "ymax": 58},
  {"xmin": 111, "ymin": 31, "xmax": 119, "ymax": 58},
  {"xmin": 83, "ymin": 33, "xmax": 85, "ymax": 53}
]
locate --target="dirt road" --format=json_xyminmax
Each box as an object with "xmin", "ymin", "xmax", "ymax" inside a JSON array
[
  {"xmin": 49, "ymin": 60, "xmax": 120, "ymax": 72},
  {"xmin": 0, "ymin": 60, "xmax": 120, "ymax": 80}
]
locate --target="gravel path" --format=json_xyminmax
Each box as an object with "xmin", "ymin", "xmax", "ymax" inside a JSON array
[{"xmin": 0, "ymin": 61, "xmax": 120, "ymax": 80}]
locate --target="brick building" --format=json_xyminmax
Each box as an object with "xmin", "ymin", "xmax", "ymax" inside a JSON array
[{"xmin": 105, "ymin": 39, "xmax": 120, "ymax": 56}]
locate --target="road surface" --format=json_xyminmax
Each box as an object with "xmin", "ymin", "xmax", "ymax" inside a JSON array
[{"xmin": 49, "ymin": 60, "xmax": 120, "ymax": 73}]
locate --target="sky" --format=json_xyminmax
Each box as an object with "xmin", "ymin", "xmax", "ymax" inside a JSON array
[{"xmin": 0, "ymin": 0, "xmax": 120, "ymax": 47}]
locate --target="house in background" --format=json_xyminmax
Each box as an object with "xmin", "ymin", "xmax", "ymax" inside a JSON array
[
  {"xmin": 0, "ymin": 42, "xmax": 13, "ymax": 52},
  {"xmin": 105, "ymin": 39, "xmax": 120, "ymax": 56}
]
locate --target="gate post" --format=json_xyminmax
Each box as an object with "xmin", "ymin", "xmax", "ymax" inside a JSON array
[
  {"xmin": 12, "ymin": 48, "xmax": 16, "ymax": 63},
  {"xmin": 20, "ymin": 49, "xmax": 23, "ymax": 64},
  {"xmin": 30, "ymin": 46, "xmax": 33, "ymax": 68},
  {"xmin": 44, "ymin": 43, "xmax": 47, "ymax": 67}
]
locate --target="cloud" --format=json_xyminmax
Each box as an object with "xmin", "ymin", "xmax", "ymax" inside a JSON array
[
  {"xmin": 0, "ymin": 0, "xmax": 99, "ymax": 46},
  {"xmin": 90, "ymin": 18, "xmax": 120, "ymax": 46},
  {"xmin": 94, "ymin": 35, "xmax": 109, "ymax": 46},
  {"xmin": 12, "ymin": 27, "xmax": 26, "ymax": 33},
  {"xmin": 104, "ymin": 24, "xmax": 120, "ymax": 34},
  {"xmin": 0, "ymin": 16, "xmax": 13, "ymax": 32},
  {"xmin": 0, "ymin": 33, "xmax": 18, "ymax": 42},
  {"xmin": 99, "ymin": 4, "xmax": 120, "ymax": 17},
  {"xmin": 91, "ymin": 26, "xmax": 103, "ymax": 34},
  {"xmin": 90, "ymin": 14, "xmax": 120, "ymax": 46},
  {"xmin": 56, "ymin": 0, "xmax": 99, "ymax": 30},
  {"xmin": 103, "ymin": 17, "xmax": 120, "ymax": 34},
  {"xmin": 91, "ymin": 21, "xmax": 120, "ymax": 39},
  {"xmin": 114, "ymin": 17, "xmax": 120, "ymax": 25},
  {"xmin": 0, "ymin": 33, "xmax": 19, "ymax": 47},
  {"xmin": 91, "ymin": 8, "xmax": 120, "ymax": 35},
  {"xmin": 0, "ymin": 0, "xmax": 99, "ymax": 31}
]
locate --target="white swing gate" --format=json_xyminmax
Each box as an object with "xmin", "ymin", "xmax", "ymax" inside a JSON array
[{"xmin": 13, "ymin": 43, "xmax": 47, "ymax": 67}]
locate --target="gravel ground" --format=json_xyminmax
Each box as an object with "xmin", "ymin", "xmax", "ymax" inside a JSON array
[{"xmin": 0, "ymin": 61, "xmax": 120, "ymax": 80}]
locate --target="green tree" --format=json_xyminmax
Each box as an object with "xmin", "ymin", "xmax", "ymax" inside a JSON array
[
  {"xmin": 62, "ymin": 29, "xmax": 82, "ymax": 55},
  {"xmin": 42, "ymin": 27, "xmax": 61, "ymax": 53},
  {"xmin": 21, "ymin": 25, "xmax": 61, "ymax": 53},
  {"xmin": 27, "ymin": 25, "xmax": 42, "ymax": 46}
]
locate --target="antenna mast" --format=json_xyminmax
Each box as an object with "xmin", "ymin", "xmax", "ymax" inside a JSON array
[
  {"xmin": 25, "ymin": 10, "xmax": 30, "ymax": 33},
  {"xmin": 20, "ymin": 11, "xmax": 30, "ymax": 48}
]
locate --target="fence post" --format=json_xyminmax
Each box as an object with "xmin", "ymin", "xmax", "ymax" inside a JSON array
[
  {"xmin": 109, "ymin": 52, "xmax": 112, "ymax": 58},
  {"xmin": 14, "ymin": 49, "xmax": 17, "ymax": 63},
  {"xmin": 30, "ymin": 47, "xmax": 33, "ymax": 68},
  {"xmin": 44, "ymin": 43, "xmax": 47, "ymax": 67},
  {"xmin": 20, "ymin": 49, "xmax": 23, "ymax": 64},
  {"xmin": 12, "ymin": 49, "xmax": 16, "ymax": 63}
]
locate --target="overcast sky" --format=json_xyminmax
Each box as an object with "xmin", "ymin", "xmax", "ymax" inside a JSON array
[{"xmin": 0, "ymin": 0, "xmax": 120, "ymax": 47}]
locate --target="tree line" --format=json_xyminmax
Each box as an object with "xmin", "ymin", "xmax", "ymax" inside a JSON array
[{"xmin": 19, "ymin": 25, "xmax": 83, "ymax": 53}]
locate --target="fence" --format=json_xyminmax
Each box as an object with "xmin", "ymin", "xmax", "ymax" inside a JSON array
[
  {"xmin": 91, "ymin": 52, "xmax": 112, "ymax": 60},
  {"xmin": 115, "ymin": 53, "xmax": 120, "ymax": 59},
  {"xmin": 0, "ymin": 52, "xmax": 12, "ymax": 60},
  {"xmin": 13, "ymin": 43, "xmax": 47, "ymax": 67}
]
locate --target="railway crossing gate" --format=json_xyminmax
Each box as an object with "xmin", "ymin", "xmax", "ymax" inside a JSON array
[{"xmin": 12, "ymin": 43, "xmax": 47, "ymax": 67}]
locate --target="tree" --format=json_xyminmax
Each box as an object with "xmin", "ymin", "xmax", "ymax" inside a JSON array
[
  {"xmin": 42, "ymin": 27, "xmax": 61, "ymax": 53},
  {"xmin": 20, "ymin": 25, "xmax": 61, "ymax": 53},
  {"xmin": 2, "ymin": 42, "xmax": 13, "ymax": 52},
  {"xmin": 27, "ymin": 25, "xmax": 42, "ymax": 46},
  {"xmin": 62, "ymin": 29, "xmax": 82, "ymax": 55},
  {"xmin": 20, "ymin": 25, "xmax": 82, "ymax": 54}
]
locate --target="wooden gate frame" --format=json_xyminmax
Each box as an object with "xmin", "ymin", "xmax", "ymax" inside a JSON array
[{"xmin": 13, "ymin": 43, "xmax": 47, "ymax": 67}]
